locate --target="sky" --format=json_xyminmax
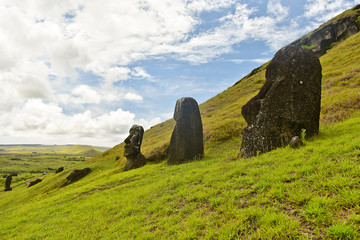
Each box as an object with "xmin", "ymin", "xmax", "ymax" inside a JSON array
[{"xmin": 0, "ymin": 0, "xmax": 359, "ymax": 147}]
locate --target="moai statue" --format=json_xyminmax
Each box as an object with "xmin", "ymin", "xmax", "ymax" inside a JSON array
[
  {"xmin": 168, "ymin": 97, "xmax": 204, "ymax": 165},
  {"xmin": 124, "ymin": 125, "xmax": 146, "ymax": 171},
  {"xmin": 4, "ymin": 175, "xmax": 12, "ymax": 191},
  {"xmin": 240, "ymin": 45, "xmax": 322, "ymax": 157}
]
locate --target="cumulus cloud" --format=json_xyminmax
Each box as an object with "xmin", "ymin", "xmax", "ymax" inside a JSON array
[
  {"xmin": 187, "ymin": 0, "xmax": 235, "ymax": 12},
  {"xmin": 131, "ymin": 67, "xmax": 152, "ymax": 80},
  {"xmin": 0, "ymin": 99, "xmax": 159, "ymax": 146},
  {"xmin": 103, "ymin": 67, "xmax": 131, "ymax": 86},
  {"xmin": 173, "ymin": 2, "xmax": 302, "ymax": 62},
  {"xmin": 304, "ymin": 0, "xmax": 360, "ymax": 22},
  {"xmin": 71, "ymin": 85, "xmax": 102, "ymax": 105},
  {"xmin": 228, "ymin": 58, "xmax": 270, "ymax": 64},
  {"xmin": 0, "ymin": 0, "xmax": 355, "ymax": 145},
  {"xmin": 124, "ymin": 92, "xmax": 143, "ymax": 101},
  {"xmin": 267, "ymin": 0, "xmax": 289, "ymax": 21}
]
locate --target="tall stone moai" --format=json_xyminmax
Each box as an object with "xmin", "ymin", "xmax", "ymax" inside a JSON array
[
  {"xmin": 240, "ymin": 45, "xmax": 322, "ymax": 157},
  {"xmin": 168, "ymin": 97, "xmax": 204, "ymax": 165},
  {"xmin": 124, "ymin": 125, "xmax": 146, "ymax": 171},
  {"xmin": 4, "ymin": 175, "xmax": 12, "ymax": 191}
]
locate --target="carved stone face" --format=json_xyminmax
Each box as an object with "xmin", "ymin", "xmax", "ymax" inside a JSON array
[{"xmin": 124, "ymin": 125, "xmax": 144, "ymax": 157}]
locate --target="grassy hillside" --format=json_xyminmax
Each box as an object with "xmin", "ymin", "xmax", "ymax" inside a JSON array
[
  {"xmin": 0, "ymin": 145, "xmax": 107, "ymax": 185},
  {"xmin": 1, "ymin": 114, "xmax": 360, "ymax": 239},
  {"xmin": 0, "ymin": 144, "xmax": 108, "ymax": 156},
  {"xmin": 57, "ymin": 145, "xmax": 105, "ymax": 157},
  {"xmin": 0, "ymin": 144, "xmax": 72, "ymax": 154},
  {"xmin": 2, "ymin": 12, "xmax": 360, "ymax": 240},
  {"xmin": 96, "ymin": 31, "xmax": 360, "ymax": 168}
]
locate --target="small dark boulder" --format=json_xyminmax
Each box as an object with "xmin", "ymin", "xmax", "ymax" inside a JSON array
[
  {"xmin": 55, "ymin": 167, "xmax": 64, "ymax": 173},
  {"xmin": 4, "ymin": 175, "xmax": 12, "ymax": 191},
  {"xmin": 168, "ymin": 97, "xmax": 204, "ymax": 165},
  {"xmin": 124, "ymin": 125, "xmax": 146, "ymax": 171},
  {"xmin": 240, "ymin": 45, "xmax": 322, "ymax": 157},
  {"xmin": 28, "ymin": 178, "xmax": 42, "ymax": 188},
  {"xmin": 64, "ymin": 168, "xmax": 91, "ymax": 186},
  {"xmin": 146, "ymin": 144, "xmax": 169, "ymax": 163},
  {"xmin": 289, "ymin": 136, "xmax": 303, "ymax": 148}
]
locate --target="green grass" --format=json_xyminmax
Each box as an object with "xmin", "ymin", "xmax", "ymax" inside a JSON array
[
  {"xmin": 1, "ymin": 114, "xmax": 360, "ymax": 239},
  {"xmin": 0, "ymin": 144, "xmax": 107, "ymax": 155},
  {"xmin": 302, "ymin": 45, "xmax": 315, "ymax": 50}
]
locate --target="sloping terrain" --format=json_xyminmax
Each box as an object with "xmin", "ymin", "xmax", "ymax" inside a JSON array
[
  {"xmin": 0, "ymin": 144, "xmax": 108, "ymax": 156},
  {"xmin": 95, "ymin": 12, "xmax": 360, "ymax": 167},
  {"xmin": 1, "ymin": 7, "xmax": 360, "ymax": 240},
  {"xmin": 58, "ymin": 145, "xmax": 105, "ymax": 157},
  {"xmin": 1, "ymin": 115, "xmax": 360, "ymax": 239}
]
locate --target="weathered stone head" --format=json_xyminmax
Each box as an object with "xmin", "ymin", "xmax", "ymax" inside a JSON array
[
  {"xmin": 168, "ymin": 97, "xmax": 204, "ymax": 165},
  {"xmin": 4, "ymin": 175, "xmax": 12, "ymax": 191},
  {"xmin": 240, "ymin": 45, "xmax": 322, "ymax": 157},
  {"xmin": 124, "ymin": 125, "xmax": 144, "ymax": 157},
  {"xmin": 124, "ymin": 125, "xmax": 146, "ymax": 171}
]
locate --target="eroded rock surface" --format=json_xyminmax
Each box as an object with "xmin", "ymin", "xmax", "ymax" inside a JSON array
[
  {"xmin": 168, "ymin": 97, "xmax": 203, "ymax": 165},
  {"xmin": 291, "ymin": 5, "xmax": 360, "ymax": 56},
  {"xmin": 240, "ymin": 46, "xmax": 322, "ymax": 157}
]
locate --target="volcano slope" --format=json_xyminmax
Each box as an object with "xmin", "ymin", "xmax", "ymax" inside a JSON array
[{"xmin": 1, "ymin": 10, "xmax": 360, "ymax": 240}]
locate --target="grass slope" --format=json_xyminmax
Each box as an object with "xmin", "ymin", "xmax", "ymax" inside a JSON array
[
  {"xmin": 58, "ymin": 145, "xmax": 105, "ymax": 157},
  {"xmin": 96, "ymin": 31, "xmax": 360, "ymax": 167},
  {"xmin": 0, "ymin": 145, "xmax": 107, "ymax": 186},
  {"xmin": 1, "ymin": 114, "xmax": 360, "ymax": 239},
  {"xmin": 0, "ymin": 144, "xmax": 107, "ymax": 156}
]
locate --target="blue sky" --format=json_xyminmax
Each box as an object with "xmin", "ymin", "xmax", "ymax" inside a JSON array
[{"xmin": 0, "ymin": 0, "xmax": 359, "ymax": 147}]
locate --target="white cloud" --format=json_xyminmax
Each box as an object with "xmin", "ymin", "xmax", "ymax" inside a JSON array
[
  {"xmin": 0, "ymin": 0, "xmax": 304, "ymax": 86},
  {"xmin": 0, "ymin": 99, "xmax": 159, "ymax": 146},
  {"xmin": 187, "ymin": 0, "xmax": 235, "ymax": 12},
  {"xmin": 124, "ymin": 92, "xmax": 143, "ymax": 101},
  {"xmin": 104, "ymin": 67, "xmax": 131, "ymax": 85},
  {"xmin": 131, "ymin": 67, "xmax": 152, "ymax": 79},
  {"xmin": 228, "ymin": 58, "xmax": 270, "ymax": 64},
  {"xmin": 267, "ymin": 0, "xmax": 289, "ymax": 21},
  {"xmin": 0, "ymin": 60, "xmax": 54, "ymax": 112},
  {"xmin": 304, "ymin": 0, "xmax": 359, "ymax": 22},
  {"xmin": 0, "ymin": 0, "xmax": 355, "ymax": 145},
  {"xmin": 171, "ymin": 3, "xmax": 303, "ymax": 62},
  {"xmin": 71, "ymin": 85, "xmax": 102, "ymax": 105}
]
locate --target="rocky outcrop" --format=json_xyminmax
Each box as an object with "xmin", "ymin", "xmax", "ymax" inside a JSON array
[
  {"xmin": 291, "ymin": 5, "xmax": 360, "ymax": 56},
  {"xmin": 146, "ymin": 143, "xmax": 169, "ymax": 163},
  {"xmin": 289, "ymin": 136, "xmax": 304, "ymax": 149},
  {"xmin": 55, "ymin": 167, "xmax": 64, "ymax": 173},
  {"xmin": 240, "ymin": 46, "xmax": 322, "ymax": 157},
  {"xmin": 28, "ymin": 178, "xmax": 42, "ymax": 187},
  {"xmin": 64, "ymin": 168, "xmax": 91, "ymax": 186},
  {"xmin": 124, "ymin": 125, "xmax": 146, "ymax": 171},
  {"xmin": 168, "ymin": 97, "xmax": 204, "ymax": 165}
]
